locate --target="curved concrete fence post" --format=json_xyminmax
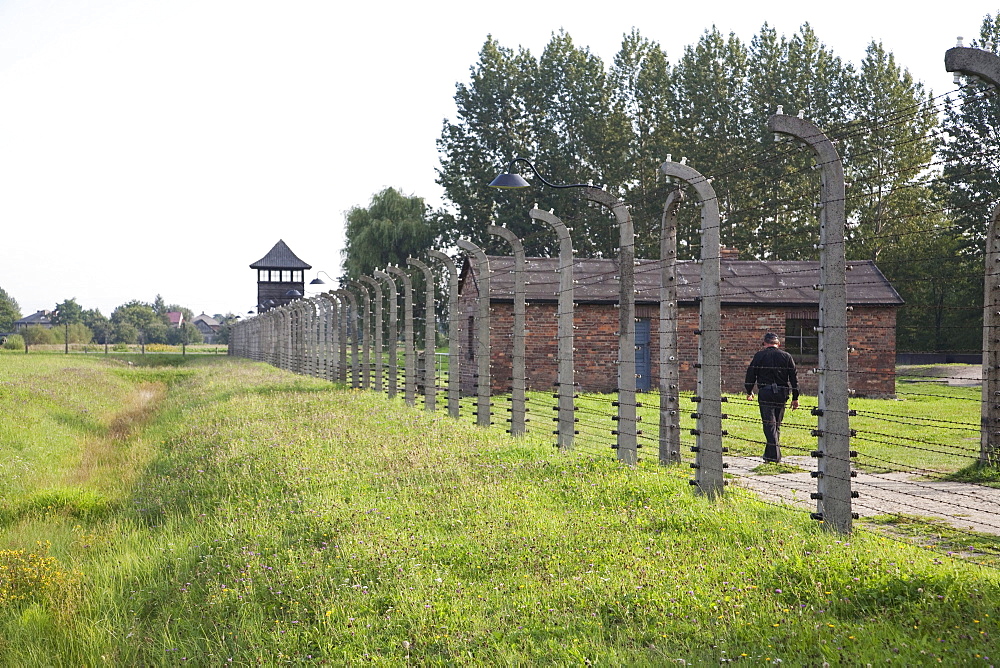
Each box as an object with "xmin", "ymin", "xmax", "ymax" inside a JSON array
[
  {"xmin": 581, "ymin": 187, "xmax": 638, "ymax": 466},
  {"xmin": 769, "ymin": 112, "xmax": 851, "ymax": 533},
  {"xmin": 488, "ymin": 225, "xmax": 527, "ymax": 436},
  {"xmin": 280, "ymin": 307, "xmax": 293, "ymax": 372},
  {"xmin": 328, "ymin": 291, "xmax": 344, "ymax": 382},
  {"xmin": 373, "ymin": 270, "xmax": 400, "ymax": 399},
  {"xmin": 386, "ymin": 266, "xmax": 416, "ymax": 406},
  {"xmin": 428, "ymin": 250, "xmax": 461, "ymax": 418},
  {"xmin": 334, "ymin": 289, "xmax": 360, "ymax": 389},
  {"xmin": 659, "ymin": 188, "xmax": 685, "ymax": 465},
  {"xmin": 330, "ymin": 291, "xmax": 348, "ymax": 383},
  {"xmin": 984, "ymin": 204, "xmax": 1000, "ymax": 467},
  {"xmin": 457, "ymin": 239, "xmax": 492, "ymax": 427},
  {"xmin": 307, "ymin": 298, "xmax": 323, "ymax": 378},
  {"xmin": 945, "ymin": 44, "xmax": 1000, "ymax": 467},
  {"xmin": 359, "ymin": 276, "xmax": 384, "ymax": 393},
  {"xmin": 315, "ymin": 293, "xmax": 334, "ymax": 381},
  {"xmin": 408, "ymin": 257, "xmax": 437, "ymax": 412},
  {"xmin": 661, "ymin": 159, "xmax": 724, "ymax": 498},
  {"xmin": 530, "ymin": 207, "xmax": 575, "ymax": 452},
  {"xmin": 347, "ymin": 280, "xmax": 372, "ymax": 390}
]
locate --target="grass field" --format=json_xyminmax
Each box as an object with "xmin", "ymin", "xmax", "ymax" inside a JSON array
[{"xmin": 1, "ymin": 354, "xmax": 998, "ymax": 664}]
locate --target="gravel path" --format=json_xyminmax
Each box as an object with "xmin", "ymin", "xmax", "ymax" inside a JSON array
[{"xmin": 726, "ymin": 455, "xmax": 1000, "ymax": 535}]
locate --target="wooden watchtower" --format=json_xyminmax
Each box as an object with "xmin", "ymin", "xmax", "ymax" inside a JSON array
[{"xmin": 250, "ymin": 240, "xmax": 311, "ymax": 312}]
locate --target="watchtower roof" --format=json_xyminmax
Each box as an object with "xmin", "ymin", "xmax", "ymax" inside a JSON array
[{"xmin": 249, "ymin": 240, "xmax": 312, "ymax": 270}]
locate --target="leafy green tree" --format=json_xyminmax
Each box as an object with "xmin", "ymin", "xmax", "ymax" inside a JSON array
[
  {"xmin": 168, "ymin": 322, "xmax": 202, "ymax": 345},
  {"xmin": 437, "ymin": 36, "xmax": 541, "ymax": 253},
  {"xmin": 842, "ymin": 42, "xmax": 938, "ymax": 264},
  {"xmin": 22, "ymin": 325, "xmax": 56, "ymax": 345},
  {"xmin": 341, "ymin": 187, "xmax": 437, "ymax": 280},
  {"xmin": 52, "ymin": 298, "xmax": 86, "ymax": 350},
  {"xmin": 607, "ymin": 30, "xmax": 676, "ymax": 255},
  {"xmin": 152, "ymin": 294, "xmax": 168, "ymax": 318},
  {"xmin": 83, "ymin": 309, "xmax": 112, "ymax": 345},
  {"xmin": 111, "ymin": 301, "xmax": 160, "ymax": 344},
  {"xmin": 940, "ymin": 12, "xmax": 1000, "ymax": 250},
  {"xmin": 0, "ymin": 287, "xmax": 21, "ymax": 332}
]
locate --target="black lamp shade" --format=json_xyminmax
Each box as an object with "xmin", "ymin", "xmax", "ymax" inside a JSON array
[{"xmin": 488, "ymin": 172, "xmax": 531, "ymax": 189}]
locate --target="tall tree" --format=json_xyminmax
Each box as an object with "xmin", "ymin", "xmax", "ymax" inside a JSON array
[
  {"xmin": 83, "ymin": 308, "xmax": 112, "ymax": 345},
  {"xmin": 437, "ymin": 37, "xmax": 540, "ymax": 253},
  {"xmin": 340, "ymin": 187, "xmax": 436, "ymax": 280},
  {"xmin": 843, "ymin": 42, "xmax": 938, "ymax": 264},
  {"xmin": 111, "ymin": 301, "xmax": 161, "ymax": 344},
  {"xmin": 940, "ymin": 12, "xmax": 1000, "ymax": 250},
  {"xmin": 52, "ymin": 298, "xmax": 86, "ymax": 350},
  {"xmin": 607, "ymin": 30, "xmax": 676, "ymax": 255},
  {"xmin": 0, "ymin": 286, "xmax": 21, "ymax": 332}
]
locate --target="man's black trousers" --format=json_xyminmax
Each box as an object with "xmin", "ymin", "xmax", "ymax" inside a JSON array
[{"xmin": 757, "ymin": 385, "xmax": 788, "ymax": 463}]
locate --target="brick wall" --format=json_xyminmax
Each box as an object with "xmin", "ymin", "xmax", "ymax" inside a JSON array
[{"xmin": 463, "ymin": 300, "xmax": 898, "ymax": 398}]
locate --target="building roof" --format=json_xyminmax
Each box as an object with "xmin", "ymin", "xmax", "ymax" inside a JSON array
[
  {"xmin": 193, "ymin": 313, "xmax": 220, "ymax": 327},
  {"xmin": 462, "ymin": 257, "xmax": 904, "ymax": 306},
  {"xmin": 249, "ymin": 240, "xmax": 312, "ymax": 270},
  {"xmin": 14, "ymin": 310, "xmax": 52, "ymax": 326},
  {"xmin": 166, "ymin": 311, "xmax": 184, "ymax": 327}
]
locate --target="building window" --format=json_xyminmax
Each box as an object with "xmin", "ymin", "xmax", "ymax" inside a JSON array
[
  {"xmin": 271, "ymin": 270, "xmax": 281, "ymax": 282},
  {"xmin": 784, "ymin": 318, "xmax": 819, "ymax": 360},
  {"xmin": 259, "ymin": 270, "xmax": 269, "ymax": 282},
  {"xmin": 292, "ymin": 270, "xmax": 302, "ymax": 283},
  {"xmin": 282, "ymin": 270, "xmax": 292, "ymax": 282}
]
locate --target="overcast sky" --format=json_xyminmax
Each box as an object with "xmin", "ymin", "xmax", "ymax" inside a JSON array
[{"xmin": 0, "ymin": 0, "xmax": 992, "ymax": 318}]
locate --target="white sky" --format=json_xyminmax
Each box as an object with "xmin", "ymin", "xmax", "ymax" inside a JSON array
[{"xmin": 0, "ymin": 0, "xmax": 992, "ymax": 318}]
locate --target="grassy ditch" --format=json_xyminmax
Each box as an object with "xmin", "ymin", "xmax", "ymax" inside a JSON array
[{"xmin": 0, "ymin": 356, "xmax": 997, "ymax": 664}]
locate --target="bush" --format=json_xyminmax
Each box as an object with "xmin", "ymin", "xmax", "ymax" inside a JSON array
[
  {"xmin": 112, "ymin": 343, "xmax": 128, "ymax": 352},
  {"xmin": 2, "ymin": 334, "xmax": 24, "ymax": 351},
  {"xmin": 21, "ymin": 326, "xmax": 56, "ymax": 346}
]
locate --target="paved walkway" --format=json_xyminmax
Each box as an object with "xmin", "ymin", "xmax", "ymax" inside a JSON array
[{"xmin": 727, "ymin": 455, "xmax": 1000, "ymax": 535}]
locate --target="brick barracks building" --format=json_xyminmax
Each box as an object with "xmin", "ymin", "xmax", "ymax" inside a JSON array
[{"xmin": 457, "ymin": 254, "xmax": 903, "ymax": 398}]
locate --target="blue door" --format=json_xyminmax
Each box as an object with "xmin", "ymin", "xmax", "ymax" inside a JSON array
[{"xmin": 635, "ymin": 318, "xmax": 651, "ymax": 392}]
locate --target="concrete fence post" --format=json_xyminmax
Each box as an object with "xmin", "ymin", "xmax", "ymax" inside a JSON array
[
  {"xmin": 347, "ymin": 280, "xmax": 372, "ymax": 390},
  {"xmin": 488, "ymin": 225, "xmax": 527, "ymax": 436},
  {"xmin": 373, "ymin": 271, "xmax": 399, "ymax": 398},
  {"xmin": 407, "ymin": 257, "xmax": 438, "ymax": 412},
  {"xmin": 945, "ymin": 44, "xmax": 1000, "ymax": 467},
  {"xmin": 360, "ymin": 276, "xmax": 384, "ymax": 393},
  {"xmin": 457, "ymin": 239, "xmax": 492, "ymax": 427},
  {"xmin": 333, "ymin": 292, "xmax": 348, "ymax": 383},
  {"xmin": 530, "ymin": 207, "xmax": 575, "ymax": 452},
  {"xmin": 335, "ymin": 289, "xmax": 360, "ymax": 389},
  {"xmin": 582, "ymin": 187, "xmax": 638, "ymax": 466},
  {"xmin": 661, "ymin": 159, "xmax": 725, "ymax": 498},
  {"xmin": 428, "ymin": 250, "xmax": 461, "ymax": 418},
  {"xmin": 316, "ymin": 294, "xmax": 334, "ymax": 381},
  {"xmin": 769, "ymin": 112, "xmax": 852, "ymax": 533},
  {"xmin": 386, "ymin": 266, "xmax": 416, "ymax": 406},
  {"xmin": 659, "ymin": 188, "xmax": 685, "ymax": 465}
]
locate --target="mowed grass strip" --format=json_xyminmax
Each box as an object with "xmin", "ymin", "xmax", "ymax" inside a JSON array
[{"xmin": 0, "ymin": 354, "xmax": 997, "ymax": 664}]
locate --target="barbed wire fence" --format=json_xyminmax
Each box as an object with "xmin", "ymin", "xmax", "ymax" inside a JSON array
[{"xmin": 229, "ymin": 44, "xmax": 1000, "ymax": 568}]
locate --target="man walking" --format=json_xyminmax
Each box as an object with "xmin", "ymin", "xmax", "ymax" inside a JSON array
[{"xmin": 744, "ymin": 332, "xmax": 799, "ymax": 463}]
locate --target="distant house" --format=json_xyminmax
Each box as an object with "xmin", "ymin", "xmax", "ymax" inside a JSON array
[
  {"xmin": 458, "ymin": 255, "xmax": 904, "ymax": 398},
  {"xmin": 13, "ymin": 310, "xmax": 52, "ymax": 332},
  {"xmin": 193, "ymin": 313, "xmax": 221, "ymax": 344},
  {"xmin": 165, "ymin": 311, "xmax": 185, "ymax": 328}
]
